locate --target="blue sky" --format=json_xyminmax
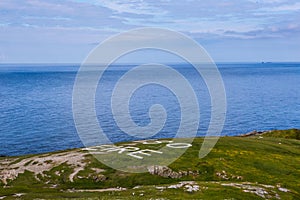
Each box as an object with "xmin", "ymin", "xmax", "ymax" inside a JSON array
[{"xmin": 0, "ymin": 0, "xmax": 300, "ymax": 63}]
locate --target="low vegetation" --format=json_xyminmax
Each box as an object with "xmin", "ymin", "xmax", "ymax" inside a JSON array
[{"xmin": 0, "ymin": 129, "xmax": 300, "ymax": 199}]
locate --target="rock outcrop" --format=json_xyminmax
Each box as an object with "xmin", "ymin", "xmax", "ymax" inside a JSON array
[
  {"xmin": 147, "ymin": 166, "xmax": 199, "ymax": 179},
  {"xmin": 147, "ymin": 166, "xmax": 182, "ymax": 178}
]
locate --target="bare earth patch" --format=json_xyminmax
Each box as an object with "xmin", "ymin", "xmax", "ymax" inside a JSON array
[
  {"xmin": 67, "ymin": 187, "xmax": 127, "ymax": 193},
  {"xmin": 221, "ymin": 182, "xmax": 291, "ymax": 199},
  {"xmin": 0, "ymin": 150, "xmax": 88, "ymax": 184}
]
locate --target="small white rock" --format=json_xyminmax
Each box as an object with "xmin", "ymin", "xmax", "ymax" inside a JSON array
[{"xmin": 278, "ymin": 187, "xmax": 290, "ymax": 192}]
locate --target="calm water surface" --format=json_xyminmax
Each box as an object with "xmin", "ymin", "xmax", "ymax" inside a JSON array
[{"xmin": 0, "ymin": 63, "xmax": 299, "ymax": 156}]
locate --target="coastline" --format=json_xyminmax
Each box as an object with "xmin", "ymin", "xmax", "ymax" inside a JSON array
[
  {"xmin": 1, "ymin": 128, "xmax": 299, "ymax": 158},
  {"xmin": 0, "ymin": 129, "xmax": 299, "ymax": 199}
]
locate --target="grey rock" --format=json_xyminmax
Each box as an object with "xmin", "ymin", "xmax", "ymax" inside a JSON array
[{"xmin": 147, "ymin": 166, "xmax": 182, "ymax": 178}]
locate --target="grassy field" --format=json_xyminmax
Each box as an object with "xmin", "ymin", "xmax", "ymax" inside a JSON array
[{"xmin": 0, "ymin": 129, "xmax": 300, "ymax": 199}]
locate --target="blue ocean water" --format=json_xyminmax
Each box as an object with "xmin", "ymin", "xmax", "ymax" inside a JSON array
[{"xmin": 0, "ymin": 63, "xmax": 299, "ymax": 156}]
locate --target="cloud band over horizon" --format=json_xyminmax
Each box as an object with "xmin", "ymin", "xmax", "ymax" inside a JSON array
[{"xmin": 0, "ymin": 0, "xmax": 300, "ymax": 63}]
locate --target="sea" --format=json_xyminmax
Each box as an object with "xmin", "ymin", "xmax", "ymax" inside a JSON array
[{"xmin": 0, "ymin": 63, "xmax": 299, "ymax": 156}]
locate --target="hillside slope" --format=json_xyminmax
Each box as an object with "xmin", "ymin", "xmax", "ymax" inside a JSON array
[{"xmin": 0, "ymin": 129, "xmax": 300, "ymax": 199}]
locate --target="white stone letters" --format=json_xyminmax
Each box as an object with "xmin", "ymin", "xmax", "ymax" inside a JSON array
[
  {"xmin": 85, "ymin": 140, "xmax": 192, "ymax": 159},
  {"xmin": 127, "ymin": 149, "xmax": 163, "ymax": 159},
  {"xmin": 166, "ymin": 143, "xmax": 192, "ymax": 149}
]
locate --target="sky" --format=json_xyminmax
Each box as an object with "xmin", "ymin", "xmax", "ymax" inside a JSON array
[{"xmin": 0, "ymin": 0, "xmax": 300, "ymax": 63}]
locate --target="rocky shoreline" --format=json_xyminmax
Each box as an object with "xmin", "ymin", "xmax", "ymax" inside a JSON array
[{"xmin": 238, "ymin": 130, "xmax": 271, "ymax": 137}]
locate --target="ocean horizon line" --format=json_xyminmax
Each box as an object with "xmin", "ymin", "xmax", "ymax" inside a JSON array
[{"xmin": 1, "ymin": 61, "xmax": 300, "ymax": 66}]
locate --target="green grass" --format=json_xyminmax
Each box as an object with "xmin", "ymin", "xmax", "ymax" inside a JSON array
[
  {"xmin": 263, "ymin": 129, "xmax": 300, "ymax": 140},
  {"xmin": 0, "ymin": 129, "xmax": 300, "ymax": 199}
]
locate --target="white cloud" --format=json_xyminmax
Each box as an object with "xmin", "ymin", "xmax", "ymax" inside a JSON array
[
  {"xmin": 1, "ymin": 0, "xmax": 300, "ymax": 62},
  {"xmin": 247, "ymin": 0, "xmax": 288, "ymax": 4},
  {"xmin": 87, "ymin": 0, "xmax": 167, "ymax": 15},
  {"xmin": 262, "ymin": 2, "xmax": 300, "ymax": 12},
  {"xmin": 22, "ymin": 16, "xmax": 72, "ymax": 21}
]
